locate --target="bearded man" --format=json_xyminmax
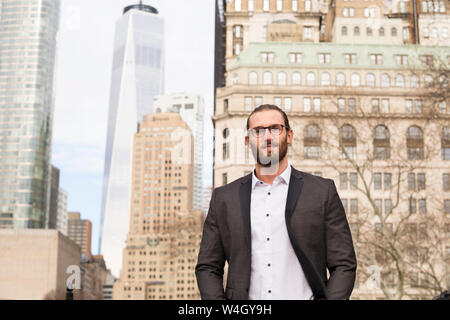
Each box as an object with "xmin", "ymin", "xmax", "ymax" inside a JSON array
[{"xmin": 195, "ymin": 104, "xmax": 357, "ymax": 300}]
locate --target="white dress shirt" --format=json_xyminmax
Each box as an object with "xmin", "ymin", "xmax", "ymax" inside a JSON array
[{"xmin": 248, "ymin": 164, "xmax": 313, "ymax": 300}]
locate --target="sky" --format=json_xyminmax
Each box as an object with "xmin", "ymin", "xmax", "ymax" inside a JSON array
[{"xmin": 52, "ymin": 0, "xmax": 215, "ymax": 255}]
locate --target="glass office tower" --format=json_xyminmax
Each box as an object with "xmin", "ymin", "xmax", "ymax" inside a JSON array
[
  {"xmin": 99, "ymin": 3, "xmax": 164, "ymax": 276},
  {"xmin": 0, "ymin": 0, "xmax": 60, "ymax": 229}
]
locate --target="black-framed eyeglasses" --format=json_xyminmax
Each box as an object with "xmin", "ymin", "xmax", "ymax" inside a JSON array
[{"xmin": 247, "ymin": 124, "xmax": 288, "ymax": 137}]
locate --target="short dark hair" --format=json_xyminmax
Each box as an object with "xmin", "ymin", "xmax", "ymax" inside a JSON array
[{"xmin": 246, "ymin": 104, "xmax": 290, "ymax": 131}]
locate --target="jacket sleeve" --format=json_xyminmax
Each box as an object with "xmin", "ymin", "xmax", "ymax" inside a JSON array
[
  {"xmin": 324, "ymin": 179, "xmax": 357, "ymax": 300},
  {"xmin": 195, "ymin": 189, "xmax": 227, "ymax": 300}
]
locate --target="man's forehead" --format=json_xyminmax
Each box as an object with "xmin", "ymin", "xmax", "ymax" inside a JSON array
[{"xmin": 249, "ymin": 110, "xmax": 284, "ymax": 127}]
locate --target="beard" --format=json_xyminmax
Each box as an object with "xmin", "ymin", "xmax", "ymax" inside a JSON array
[{"xmin": 250, "ymin": 134, "xmax": 289, "ymax": 169}]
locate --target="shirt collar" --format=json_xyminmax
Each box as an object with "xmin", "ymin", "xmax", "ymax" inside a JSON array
[{"xmin": 251, "ymin": 163, "xmax": 291, "ymax": 190}]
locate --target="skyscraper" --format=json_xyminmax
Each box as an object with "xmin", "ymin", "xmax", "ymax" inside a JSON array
[
  {"xmin": 153, "ymin": 93, "xmax": 205, "ymax": 212},
  {"xmin": 0, "ymin": 0, "xmax": 60, "ymax": 229},
  {"xmin": 113, "ymin": 112, "xmax": 202, "ymax": 300},
  {"xmin": 99, "ymin": 2, "xmax": 165, "ymax": 276}
]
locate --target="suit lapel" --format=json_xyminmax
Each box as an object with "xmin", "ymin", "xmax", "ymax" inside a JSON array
[
  {"xmin": 239, "ymin": 176, "xmax": 252, "ymax": 252},
  {"xmin": 285, "ymin": 168, "xmax": 328, "ymax": 299}
]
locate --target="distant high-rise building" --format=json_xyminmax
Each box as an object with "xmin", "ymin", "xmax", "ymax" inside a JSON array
[
  {"xmin": 154, "ymin": 93, "xmax": 205, "ymax": 212},
  {"xmin": 113, "ymin": 113, "xmax": 203, "ymax": 300},
  {"xmin": 0, "ymin": 0, "xmax": 61, "ymax": 229},
  {"xmin": 49, "ymin": 166, "xmax": 60, "ymax": 230},
  {"xmin": 56, "ymin": 188, "xmax": 68, "ymax": 236},
  {"xmin": 68, "ymin": 212, "xmax": 92, "ymax": 258},
  {"xmin": 99, "ymin": 2, "xmax": 165, "ymax": 276}
]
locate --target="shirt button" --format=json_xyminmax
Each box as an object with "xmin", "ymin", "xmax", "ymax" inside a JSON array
[
  {"xmin": 267, "ymin": 237, "xmax": 270, "ymax": 241},
  {"xmin": 268, "ymin": 290, "xmax": 271, "ymax": 293},
  {"xmin": 268, "ymin": 192, "xmax": 271, "ymax": 195},
  {"xmin": 267, "ymin": 263, "xmax": 271, "ymax": 267},
  {"xmin": 266, "ymin": 213, "xmax": 269, "ymax": 217}
]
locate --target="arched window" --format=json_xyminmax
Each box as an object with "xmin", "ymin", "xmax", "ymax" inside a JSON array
[
  {"xmin": 411, "ymin": 75, "xmax": 419, "ymax": 88},
  {"xmin": 321, "ymin": 72, "xmax": 331, "ymax": 86},
  {"xmin": 366, "ymin": 27, "xmax": 373, "ymax": 36},
  {"xmin": 407, "ymin": 126, "xmax": 424, "ymax": 160},
  {"xmin": 379, "ymin": 27, "xmax": 385, "ymax": 36},
  {"xmin": 395, "ymin": 74, "xmax": 405, "ymax": 87},
  {"xmin": 354, "ymin": 26, "xmax": 360, "ymax": 36},
  {"xmin": 442, "ymin": 127, "xmax": 450, "ymax": 160},
  {"xmin": 263, "ymin": 71, "xmax": 273, "ymax": 85},
  {"xmin": 374, "ymin": 125, "xmax": 391, "ymax": 160},
  {"xmin": 366, "ymin": 73, "xmax": 376, "ymax": 87},
  {"xmin": 306, "ymin": 72, "xmax": 315, "ymax": 86},
  {"xmin": 391, "ymin": 27, "xmax": 397, "ymax": 37},
  {"xmin": 342, "ymin": 26, "xmax": 348, "ymax": 36},
  {"xmin": 278, "ymin": 72, "xmax": 287, "ymax": 86},
  {"xmin": 304, "ymin": 124, "xmax": 321, "ymax": 159},
  {"xmin": 292, "ymin": 72, "xmax": 301, "ymax": 85},
  {"xmin": 424, "ymin": 74, "xmax": 433, "ymax": 87},
  {"xmin": 340, "ymin": 125, "xmax": 357, "ymax": 160},
  {"xmin": 336, "ymin": 73, "xmax": 346, "ymax": 86},
  {"xmin": 381, "ymin": 73, "xmax": 390, "ymax": 88},
  {"xmin": 249, "ymin": 72, "xmax": 258, "ymax": 85},
  {"xmin": 351, "ymin": 73, "xmax": 360, "ymax": 87}
]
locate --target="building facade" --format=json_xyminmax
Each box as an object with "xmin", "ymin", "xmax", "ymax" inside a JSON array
[
  {"xmin": 214, "ymin": 0, "xmax": 450, "ymax": 299},
  {"xmin": 67, "ymin": 211, "xmax": 92, "ymax": 258},
  {"xmin": 56, "ymin": 188, "xmax": 68, "ymax": 236},
  {"xmin": 154, "ymin": 93, "xmax": 205, "ymax": 212},
  {"xmin": 99, "ymin": 3, "xmax": 165, "ymax": 277},
  {"xmin": 0, "ymin": 229, "xmax": 80, "ymax": 300},
  {"xmin": 113, "ymin": 113, "xmax": 203, "ymax": 300},
  {"xmin": 0, "ymin": 0, "xmax": 61, "ymax": 229}
]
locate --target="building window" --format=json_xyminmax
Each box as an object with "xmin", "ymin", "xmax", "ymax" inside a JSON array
[
  {"xmin": 318, "ymin": 53, "xmax": 331, "ymax": 64},
  {"xmin": 403, "ymin": 27, "xmax": 409, "ymax": 41},
  {"xmin": 263, "ymin": 71, "xmax": 273, "ymax": 85},
  {"xmin": 348, "ymin": 98, "xmax": 356, "ymax": 113},
  {"xmin": 414, "ymin": 99, "xmax": 423, "ymax": 113},
  {"xmin": 374, "ymin": 125, "xmax": 390, "ymax": 160},
  {"xmin": 336, "ymin": 73, "xmax": 346, "ymax": 86},
  {"xmin": 245, "ymin": 96, "xmax": 253, "ymax": 111},
  {"xmin": 235, "ymin": 0, "xmax": 242, "ymax": 11},
  {"xmin": 444, "ymin": 174, "xmax": 450, "ymax": 191},
  {"xmin": 339, "ymin": 125, "xmax": 357, "ymax": 160},
  {"xmin": 396, "ymin": 55, "xmax": 408, "ymax": 66},
  {"xmin": 292, "ymin": 0, "xmax": 298, "ymax": 11},
  {"xmin": 255, "ymin": 96, "xmax": 263, "ymax": 106},
  {"xmin": 321, "ymin": 72, "xmax": 331, "ymax": 86},
  {"xmin": 224, "ymin": 99, "xmax": 228, "ymax": 112},
  {"xmin": 344, "ymin": 53, "xmax": 357, "ymax": 65},
  {"xmin": 305, "ymin": 0, "xmax": 312, "ymax": 12},
  {"xmin": 407, "ymin": 126, "xmax": 424, "ymax": 160},
  {"xmin": 233, "ymin": 25, "xmax": 243, "ymax": 56},
  {"xmin": 366, "ymin": 27, "xmax": 373, "ymax": 36},
  {"xmin": 277, "ymin": 0, "xmax": 283, "ymax": 11},
  {"xmin": 303, "ymin": 98, "xmax": 311, "ymax": 112},
  {"xmin": 370, "ymin": 54, "xmax": 383, "ymax": 65},
  {"xmin": 338, "ymin": 98, "xmax": 346, "ymax": 113},
  {"xmin": 292, "ymin": 72, "xmax": 301, "ymax": 85},
  {"xmin": 340, "ymin": 173, "xmax": 348, "ymax": 190},
  {"xmin": 249, "ymin": 72, "xmax": 258, "ymax": 85},
  {"xmin": 442, "ymin": 127, "xmax": 450, "ymax": 160},
  {"xmin": 366, "ymin": 73, "xmax": 376, "ymax": 87},
  {"xmin": 313, "ymin": 98, "xmax": 321, "ymax": 112},
  {"xmin": 445, "ymin": 200, "xmax": 450, "ymax": 214},
  {"xmin": 304, "ymin": 26, "xmax": 313, "ymax": 40},
  {"xmin": 350, "ymin": 199, "xmax": 358, "ymax": 214},
  {"xmin": 381, "ymin": 99, "xmax": 389, "ymax": 113},
  {"xmin": 274, "ymin": 97, "xmax": 282, "ymax": 107},
  {"xmin": 264, "ymin": 0, "xmax": 270, "ymax": 11},
  {"xmin": 395, "ymin": 74, "xmax": 405, "ymax": 87},
  {"xmin": 391, "ymin": 27, "xmax": 397, "ymax": 37},
  {"xmin": 372, "ymin": 99, "xmax": 380, "ymax": 113},
  {"xmin": 374, "ymin": 173, "xmax": 382, "ymax": 190},
  {"xmin": 306, "ymin": 72, "xmax": 315, "ymax": 86},
  {"xmin": 278, "ymin": 72, "xmax": 287, "ymax": 86},
  {"xmin": 379, "ymin": 27, "xmax": 385, "ymax": 36},
  {"xmin": 261, "ymin": 52, "xmax": 274, "ymax": 63},
  {"xmin": 384, "ymin": 173, "xmax": 392, "ymax": 190},
  {"xmin": 304, "ymin": 124, "xmax": 321, "ymax": 159},
  {"xmin": 223, "ymin": 142, "xmax": 229, "ymax": 160},
  {"xmin": 248, "ymin": 0, "xmax": 254, "ymax": 11},
  {"xmin": 289, "ymin": 52, "xmax": 303, "ymax": 64},
  {"xmin": 222, "ymin": 173, "xmax": 228, "ymax": 185},
  {"xmin": 381, "ymin": 73, "xmax": 390, "ymax": 87},
  {"xmin": 284, "ymin": 97, "xmax": 292, "ymax": 111},
  {"xmin": 342, "ymin": 26, "xmax": 348, "ymax": 36},
  {"xmin": 410, "ymin": 75, "xmax": 419, "ymax": 88},
  {"xmin": 351, "ymin": 73, "xmax": 360, "ymax": 87},
  {"xmin": 354, "ymin": 26, "xmax": 360, "ymax": 36}
]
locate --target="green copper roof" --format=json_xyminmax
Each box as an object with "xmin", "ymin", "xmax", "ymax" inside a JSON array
[{"xmin": 229, "ymin": 42, "xmax": 450, "ymax": 70}]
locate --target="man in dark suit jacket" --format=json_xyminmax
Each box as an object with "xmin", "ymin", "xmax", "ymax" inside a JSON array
[{"xmin": 196, "ymin": 104, "xmax": 357, "ymax": 300}]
